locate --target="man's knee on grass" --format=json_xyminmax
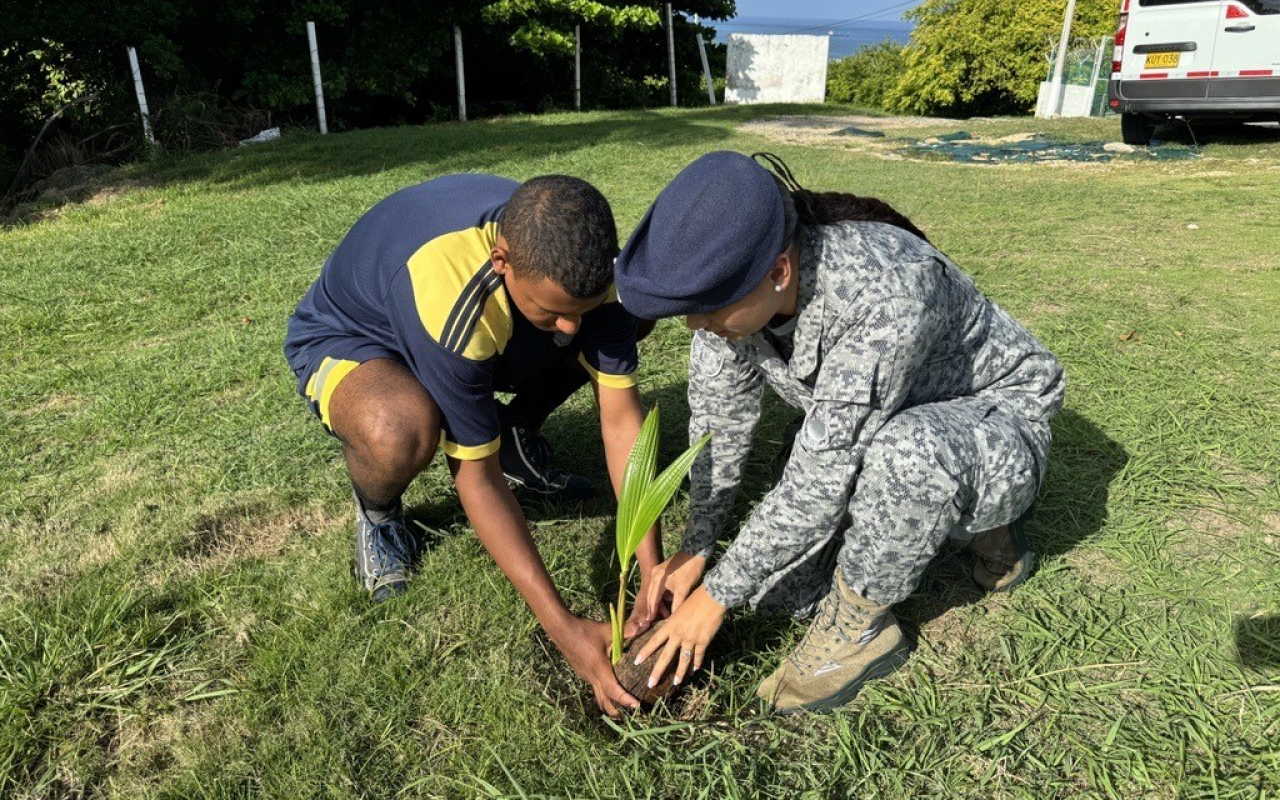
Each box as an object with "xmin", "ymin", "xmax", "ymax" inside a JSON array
[{"xmin": 328, "ymin": 359, "xmax": 442, "ymax": 480}]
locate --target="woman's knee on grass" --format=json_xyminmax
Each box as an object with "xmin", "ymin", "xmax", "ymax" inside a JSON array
[{"xmin": 857, "ymin": 408, "xmax": 977, "ymax": 510}]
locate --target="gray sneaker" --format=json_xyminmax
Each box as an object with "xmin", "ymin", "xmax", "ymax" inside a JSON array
[{"xmin": 354, "ymin": 496, "xmax": 417, "ymax": 603}]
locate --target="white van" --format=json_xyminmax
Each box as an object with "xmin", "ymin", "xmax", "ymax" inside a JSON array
[{"xmin": 1108, "ymin": 0, "xmax": 1280, "ymax": 144}]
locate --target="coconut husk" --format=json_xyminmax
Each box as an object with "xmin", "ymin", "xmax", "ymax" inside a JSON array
[{"xmin": 612, "ymin": 620, "xmax": 679, "ymax": 706}]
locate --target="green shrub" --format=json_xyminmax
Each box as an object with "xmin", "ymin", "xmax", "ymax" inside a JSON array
[
  {"xmin": 886, "ymin": 0, "xmax": 1115, "ymax": 117},
  {"xmin": 826, "ymin": 40, "xmax": 907, "ymax": 110}
]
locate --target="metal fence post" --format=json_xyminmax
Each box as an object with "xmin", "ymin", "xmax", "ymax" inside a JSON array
[
  {"xmin": 1088, "ymin": 36, "xmax": 1107, "ymax": 115},
  {"xmin": 697, "ymin": 33, "xmax": 715, "ymax": 105},
  {"xmin": 666, "ymin": 4, "xmax": 677, "ymax": 107},
  {"xmin": 575, "ymin": 24, "xmax": 582, "ymax": 111},
  {"xmin": 306, "ymin": 22, "xmax": 328, "ymax": 134},
  {"xmin": 1047, "ymin": 0, "xmax": 1078, "ymax": 116},
  {"xmin": 126, "ymin": 47, "xmax": 156, "ymax": 147},
  {"xmin": 454, "ymin": 25, "xmax": 467, "ymax": 122}
]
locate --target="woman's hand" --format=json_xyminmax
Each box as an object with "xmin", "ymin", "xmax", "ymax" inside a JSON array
[
  {"xmin": 643, "ymin": 551, "xmax": 708, "ymax": 621},
  {"xmin": 634, "ymin": 586, "xmax": 726, "ymax": 689}
]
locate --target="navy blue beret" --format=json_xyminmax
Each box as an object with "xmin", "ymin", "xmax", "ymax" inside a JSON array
[{"xmin": 615, "ymin": 151, "xmax": 785, "ymax": 319}]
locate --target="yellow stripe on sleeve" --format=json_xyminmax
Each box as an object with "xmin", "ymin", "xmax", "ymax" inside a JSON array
[
  {"xmin": 440, "ymin": 433, "xmax": 502, "ymax": 461},
  {"xmin": 577, "ymin": 353, "xmax": 638, "ymax": 389}
]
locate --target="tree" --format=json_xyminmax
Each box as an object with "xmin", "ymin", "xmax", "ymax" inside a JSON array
[
  {"xmin": 887, "ymin": 0, "xmax": 1116, "ymax": 117},
  {"xmin": 1, "ymin": 0, "xmax": 735, "ymax": 197},
  {"xmin": 827, "ymin": 40, "xmax": 907, "ymax": 110},
  {"xmin": 481, "ymin": 0, "xmax": 661, "ymax": 57},
  {"xmin": 478, "ymin": 1, "xmax": 732, "ymax": 109}
]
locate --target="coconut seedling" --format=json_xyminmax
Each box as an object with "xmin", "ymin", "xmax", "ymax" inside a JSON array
[{"xmin": 609, "ymin": 405, "xmax": 710, "ymax": 704}]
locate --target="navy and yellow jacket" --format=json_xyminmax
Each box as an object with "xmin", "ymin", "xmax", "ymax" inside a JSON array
[{"xmin": 285, "ymin": 174, "xmax": 639, "ymax": 459}]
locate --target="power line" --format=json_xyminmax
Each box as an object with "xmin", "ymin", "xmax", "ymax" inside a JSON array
[{"xmin": 782, "ymin": 0, "xmax": 921, "ymax": 35}]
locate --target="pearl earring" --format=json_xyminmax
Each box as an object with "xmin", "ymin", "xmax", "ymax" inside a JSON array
[{"xmin": 774, "ymin": 284, "xmax": 784, "ymax": 293}]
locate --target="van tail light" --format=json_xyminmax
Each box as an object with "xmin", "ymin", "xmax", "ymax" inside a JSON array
[
  {"xmin": 1112, "ymin": 13, "xmax": 1128, "ymax": 75},
  {"xmin": 1226, "ymin": 4, "xmax": 1250, "ymax": 18}
]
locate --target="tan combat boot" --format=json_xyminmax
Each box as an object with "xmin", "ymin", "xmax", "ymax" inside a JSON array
[
  {"xmin": 969, "ymin": 516, "xmax": 1035, "ymax": 592},
  {"xmin": 756, "ymin": 571, "xmax": 912, "ymax": 715}
]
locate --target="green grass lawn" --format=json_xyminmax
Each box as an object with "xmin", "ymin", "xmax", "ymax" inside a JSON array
[{"xmin": 2, "ymin": 105, "xmax": 1279, "ymax": 799}]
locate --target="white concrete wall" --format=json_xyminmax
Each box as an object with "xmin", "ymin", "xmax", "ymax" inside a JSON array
[
  {"xmin": 725, "ymin": 34, "xmax": 830, "ymax": 105},
  {"xmin": 1035, "ymin": 82, "xmax": 1099, "ymax": 118}
]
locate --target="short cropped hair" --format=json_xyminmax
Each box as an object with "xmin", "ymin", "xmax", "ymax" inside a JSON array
[{"xmin": 501, "ymin": 175, "xmax": 618, "ymax": 299}]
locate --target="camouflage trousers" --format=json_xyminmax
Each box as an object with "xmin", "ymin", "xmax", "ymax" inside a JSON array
[{"xmin": 751, "ymin": 398, "xmax": 1051, "ymax": 615}]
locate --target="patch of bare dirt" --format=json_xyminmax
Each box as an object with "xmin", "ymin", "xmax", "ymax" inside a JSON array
[
  {"xmin": 1060, "ymin": 546, "xmax": 1130, "ymax": 589},
  {"xmin": 87, "ymin": 181, "xmax": 157, "ymax": 208},
  {"xmin": 4, "ymin": 165, "xmax": 159, "ymax": 225},
  {"xmin": 743, "ymin": 114, "xmax": 960, "ymax": 138},
  {"xmin": 1210, "ymin": 455, "xmax": 1275, "ymax": 491},
  {"xmin": 112, "ymin": 705, "xmax": 256, "ymax": 795},
  {"xmin": 17, "ymin": 393, "xmax": 88, "ymax": 418},
  {"xmin": 0, "ymin": 517, "xmax": 120, "ymax": 601},
  {"xmin": 1164, "ymin": 504, "xmax": 1280, "ymax": 579},
  {"xmin": 181, "ymin": 502, "xmax": 330, "ymax": 568},
  {"xmin": 1175, "ymin": 508, "xmax": 1250, "ymax": 539}
]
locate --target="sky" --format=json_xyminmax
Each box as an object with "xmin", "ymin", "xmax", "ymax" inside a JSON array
[{"xmin": 731, "ymin": 0, "xmax": 923, "ymax": 20}]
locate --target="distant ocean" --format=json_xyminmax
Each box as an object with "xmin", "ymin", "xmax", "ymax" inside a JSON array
[{"xmin": 709, "ymin": 15, "xmax": 913, "ymax": 61}]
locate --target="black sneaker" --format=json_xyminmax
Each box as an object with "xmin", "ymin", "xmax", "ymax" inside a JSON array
[
  {"xmin": 498, "ymin": 415, "xmax": 594, "ymax": 501},
  {"xmin": 353, "ymin": 495, "xmax": 417, "ymax": 603}
]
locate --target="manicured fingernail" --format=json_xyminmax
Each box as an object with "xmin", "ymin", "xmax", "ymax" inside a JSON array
[
  {"xmin": 647, "ymin": 677, "xmax": 655, "ymax": 688},
  {"xmin": 634, "ymin": 656, "xmax": 642, "ymax": 666},
  {"xmin": 673, "ymin": 675, "xmax": 681, "ymax": 686}
]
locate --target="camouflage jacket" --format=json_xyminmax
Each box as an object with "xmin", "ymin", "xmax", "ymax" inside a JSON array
[{"xmin": 685, "ymin": 221, "xmax": 1066, "ymax": 609}]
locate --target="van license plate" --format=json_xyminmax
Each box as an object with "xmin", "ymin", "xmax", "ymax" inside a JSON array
[{"xmin": 1144, "ymin": 52, "xmax": 1180, "ymax": 69}]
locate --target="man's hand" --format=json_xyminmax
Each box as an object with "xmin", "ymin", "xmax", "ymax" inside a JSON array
[
  {"xmin": 634, "ymin": 586, "xmax": 726, "ymax": 689},
  {"xmin": 550, "ymin": 616, "xmax": 640, "ymax": 717},
  {"xmin": 643, "ymin": 551, "xmax": 707, "ymax": 620},
  {"xmin": 450, "ymin": 455, "xmax": 637, "ymax": 716}
]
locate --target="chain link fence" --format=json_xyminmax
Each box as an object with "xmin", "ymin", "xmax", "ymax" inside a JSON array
[{"xmin": 1039, "ymin": 35, "xmax": 1116, "ymax": 118}]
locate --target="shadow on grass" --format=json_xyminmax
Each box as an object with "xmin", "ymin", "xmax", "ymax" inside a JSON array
[
  {"xmin": 403, "ymin": 499, "xmax": 471, "ymax": 555},
  {"xmin": 2, "ymin": 102, "xmax": 858, "ymax": 226},
  {"xmin": 1156, "ymin": 119, "xmax": 1280, "ymax": 148},
  {"xmin": 459, "ymin": 351, "xmax": 1129, "ymax": 722},
  {"xmin": 898, "ymin": 408, "xmax": 1129, "ymax": 636},
  {"xmin": 125, "ymin": 104, "xmax": 841, "ymax": 198},
  {"xmin": 540, "ymin": 397, "xmax": 1129, "ymax": 716},
  {"xmin": 1235, "ymin": 615, "xmax": 1280, "ymax": 668}
]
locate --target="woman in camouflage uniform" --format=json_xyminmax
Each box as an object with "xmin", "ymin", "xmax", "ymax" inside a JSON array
[{"xmin": 615, "ymin": 152, "xmax": 1065, "ymax": 714}]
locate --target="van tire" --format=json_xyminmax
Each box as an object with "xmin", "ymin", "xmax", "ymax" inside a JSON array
[{"xmin": 1121, "ymin": 113, "xmax": 1156, "ymax": 146}]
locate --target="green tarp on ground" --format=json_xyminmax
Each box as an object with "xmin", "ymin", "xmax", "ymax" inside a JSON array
[{"xmin": 893, "ymin": 132, "xmax": 1199, "ymax": 164}]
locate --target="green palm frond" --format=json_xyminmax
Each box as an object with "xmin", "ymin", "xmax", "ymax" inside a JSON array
[
  {"xmin": 615, "ymin": 405, "xmax": 660, "ymax": 571},
  {"xmin": 610, "ymin": 405, "xmax": 711, "ymax": 662}
]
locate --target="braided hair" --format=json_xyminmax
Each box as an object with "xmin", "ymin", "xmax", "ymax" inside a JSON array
[{"xmin": 752, "ymin": 153, "xmax": 930, "ymax": 245}]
